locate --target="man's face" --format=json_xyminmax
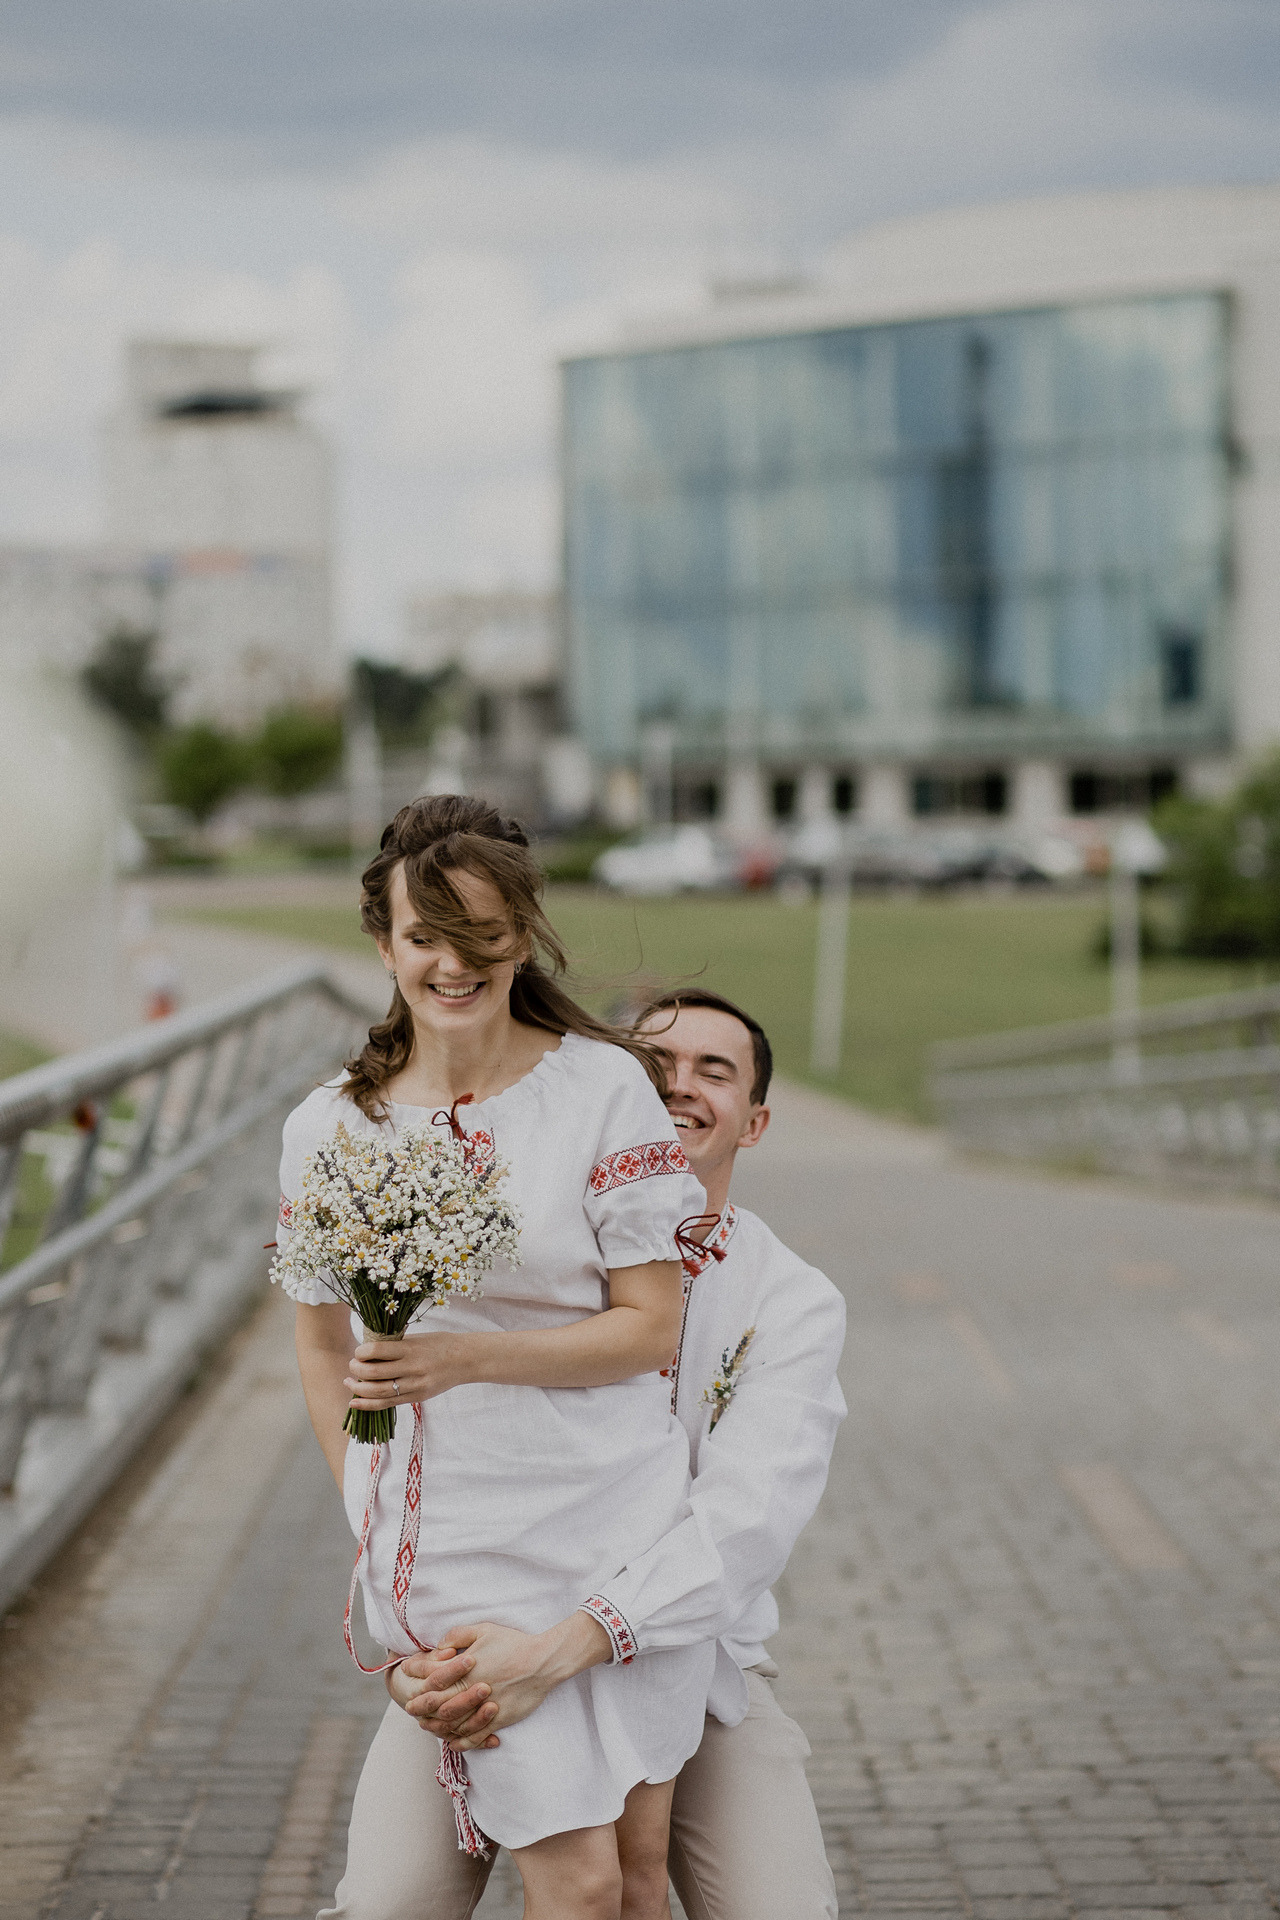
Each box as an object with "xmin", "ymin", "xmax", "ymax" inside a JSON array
[{"xmin": 639, "ymin": 1004, "xmax": 769, "ymax": 1180}]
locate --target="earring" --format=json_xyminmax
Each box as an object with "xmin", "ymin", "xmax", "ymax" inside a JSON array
[{"xmin": 514, "ymin": 961, "xmax": 524, "ymax": 975}]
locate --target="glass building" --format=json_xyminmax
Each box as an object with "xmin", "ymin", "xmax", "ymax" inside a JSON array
[{"xmin": 562, "ymin": 284, "xmax": 1234, "ymax": 826}]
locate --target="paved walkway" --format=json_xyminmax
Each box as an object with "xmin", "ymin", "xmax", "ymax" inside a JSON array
[
  {"xmin": 7, "ymin": 904, "xmax": 1280, "ymax": 1914},
  {"xmin": 0, "ymin": 872, "xmax": 378, "ymax": 1052}
]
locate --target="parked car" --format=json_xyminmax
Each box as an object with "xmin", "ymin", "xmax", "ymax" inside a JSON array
[{"xmin": 593, "ymin": 825, "xmax": 740, "ymax": 894}]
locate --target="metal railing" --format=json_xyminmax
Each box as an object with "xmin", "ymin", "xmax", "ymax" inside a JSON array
[
  {"xmin": 0, "ymin": 965, "xmax": 377, "ymax": 1612},
  {"xmin": 929, "ymin": 981, "xmax": 1280, "ymax": 1193}
]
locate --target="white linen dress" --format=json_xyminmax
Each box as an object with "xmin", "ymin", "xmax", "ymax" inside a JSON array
[{"xmin": 276, "ymin": 1032, "xmax": 717, "ymax": 1850}]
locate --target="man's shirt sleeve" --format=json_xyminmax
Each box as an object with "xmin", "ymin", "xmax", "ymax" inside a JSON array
[{"xmin": 580, "ymin": 1259, "xmax": 846, "ymax": 1659}]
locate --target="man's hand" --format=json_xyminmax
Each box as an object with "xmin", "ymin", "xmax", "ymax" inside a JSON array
[
  {"xmin": 395, "ymin": 1614, "xmax": 613, "ymax": 1751},
  {"xmin": 385, "ymin": 1645, "xmax": 497, "ymax": 1741}
]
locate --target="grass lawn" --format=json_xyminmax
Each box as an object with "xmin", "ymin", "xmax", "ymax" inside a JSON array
[
  {"xmin": 0, "ymin": 1029, "xmax": 51, "ymax": 1082},
  {"xmin": 182, "ymin": 886, "xmax": 1273, "ymax": 1121}
]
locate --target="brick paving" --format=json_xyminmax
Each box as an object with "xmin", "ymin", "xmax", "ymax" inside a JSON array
[
  {"xmin": 750, "ymin": 1092, "xmax": 1280, "ymax": 1917},
  {"xmin": 10, "ymin": 1082, "xmax": 1280, "ymax": 1915}
]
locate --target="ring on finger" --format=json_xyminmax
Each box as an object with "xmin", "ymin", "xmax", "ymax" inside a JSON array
[{"xmin": 392, "ymin": 1380, "xmax": 400, "ymax": 1397}]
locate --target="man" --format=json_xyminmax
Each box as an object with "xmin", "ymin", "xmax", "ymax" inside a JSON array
[{"xmin": 326, "ymin": 992, "xmax": 845, "ymax": 1920}]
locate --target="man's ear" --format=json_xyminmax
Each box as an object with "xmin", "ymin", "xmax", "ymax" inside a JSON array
[{"xmin": 737, "ymin": 1104, "xmax": 770, "ymax": 1151}]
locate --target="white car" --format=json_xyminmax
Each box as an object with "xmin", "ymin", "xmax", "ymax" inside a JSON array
[{"xmin": 593, "ymin": 826, "xmax": 736, "ymax": 895}]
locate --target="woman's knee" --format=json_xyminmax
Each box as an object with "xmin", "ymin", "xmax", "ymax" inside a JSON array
[{"xmin": 514, "ymin": 1828, "xmax": 624, "ymax": 1920}]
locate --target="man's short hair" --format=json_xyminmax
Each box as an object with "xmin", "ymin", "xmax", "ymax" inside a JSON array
[{"xmin": 635, "ymin": 989, "xmax": 773, "ymax": 1106}]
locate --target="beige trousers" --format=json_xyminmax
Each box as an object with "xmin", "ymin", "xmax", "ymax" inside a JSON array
[{"xmin": 319, "ymin": 1671, "xmax": 836, "ymax": 1920}]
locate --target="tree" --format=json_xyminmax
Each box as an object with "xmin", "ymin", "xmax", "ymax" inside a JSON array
[
  {"xmin": 81, "ymin": 626, "xmax": 172, "ymax": 738},
  {"xmin": 159, "ymin": 725, "xmax": 251, "ymax": 825},
  {"xmin": 256, "ymin": 708, "xmax": 344, "ymax": 797},
  {"xmin": 1157, "ymin": 750, "xmax": 1280, "ymax": 957},
  {"xmin": 352, "ymin": 657, "xmax": 456, "ymax": 747}
]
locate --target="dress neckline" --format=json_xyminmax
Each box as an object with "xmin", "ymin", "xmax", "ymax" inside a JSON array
[{"xmin": 387, "ymin": 1031, "xmax": 570, "ymax": 1118}]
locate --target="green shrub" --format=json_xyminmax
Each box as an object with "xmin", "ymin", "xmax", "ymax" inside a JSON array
[
  {"xmin": 256, "ymin": 708, "xmax": 344, "ymax": 797},
  {"xmin": 159, "ymin": 725, "xmax": 252, "ymax": 824},
  {"xmin": 1157, "ymin": 751, "xmax": 1280, "ymax": 958},
  {"xmin": 540, "ymin": 831, "xmax": 630, "ymax": 884}
]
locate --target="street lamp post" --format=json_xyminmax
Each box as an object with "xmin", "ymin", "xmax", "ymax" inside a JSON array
[
  {"xmin": 1109, "ymin": 819, "xmax": 1167, "ymax": 1085},
  {"xmin": 810, "ymin": 859, "xmax": 852, "ymax": 1076},
  {"xmin": 640, "ymin": 722, "xmax": 675, "ymax": 833},
  {"xmin": 346, "ymin": 700, "xmax": 383, "ymax": 875}
]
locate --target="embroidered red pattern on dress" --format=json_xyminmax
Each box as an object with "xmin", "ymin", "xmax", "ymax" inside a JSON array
[
  {"xmin": 588, "ymin": 1139, "xmax": 691, "ymax": 1194},
  {"xmin": 462, "ymin": 1128, "xmax": 496, "ymax": 1175},
  {"xmin": 278, "ymin": 1195, "xmax": 294, "ymax": 1231},
  {"xmin": 579, "ymin": 1594, "xmax": 638, "ymax": 1664}
]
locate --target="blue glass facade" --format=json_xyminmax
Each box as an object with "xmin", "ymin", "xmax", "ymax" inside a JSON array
[{"xmin": 562, "ymin": 293, "xmax": 1232, "ymax": 776}]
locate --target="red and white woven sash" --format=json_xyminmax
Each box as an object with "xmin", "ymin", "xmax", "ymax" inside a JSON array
[{"xmin": 343, "ymin": 1405, "xmax": 490, "ymax": 1858}]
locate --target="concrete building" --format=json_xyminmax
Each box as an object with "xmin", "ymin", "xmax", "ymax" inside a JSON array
[
  {"xmin": 560, "ymin": 184, "xmax": 1280, "ymax": 834},
  {"xmin": 401, "ymin": 588, "xmax": 593, "ymax": 825},
  {"xmin": 102, "ymin": 342, "xmax": 336, "ymax": 726},
  {"xmin": 0, "ymin": 341, "xmax": 337, "ymax": 730}
]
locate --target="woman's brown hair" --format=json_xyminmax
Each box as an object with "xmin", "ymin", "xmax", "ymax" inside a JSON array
[{"xmin": 344, "ymin": 793, "xmax": 669, "ymax": 1120}]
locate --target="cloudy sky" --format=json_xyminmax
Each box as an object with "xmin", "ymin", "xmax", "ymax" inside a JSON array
[{"xmin": 0, "ymin": 0, "xmax": 1277, "ymax": 656}]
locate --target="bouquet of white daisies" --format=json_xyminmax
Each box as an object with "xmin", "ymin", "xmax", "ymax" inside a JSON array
[{"xmin": 272, "ymin": 1119, "xmax": 521, "ymax": 1444}]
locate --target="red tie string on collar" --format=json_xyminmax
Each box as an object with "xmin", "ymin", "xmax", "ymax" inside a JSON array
[
  {"xmin": 431, "ymin": 1093, "xmax": 475, "ymax": 1141},
  {"xmin": 675, "ymin": 1213, "xmax": 726, "ymax": 1273}
]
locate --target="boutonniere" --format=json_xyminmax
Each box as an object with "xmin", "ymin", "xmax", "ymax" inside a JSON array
[{"xmin": 702, "ymin": 1326, "xmax": 755, "ymax": 1431}]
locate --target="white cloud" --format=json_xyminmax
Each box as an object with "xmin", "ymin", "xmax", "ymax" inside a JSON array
[{"xmin": 378, "ymin": 251, "xmax": 552, "ymax": 466}]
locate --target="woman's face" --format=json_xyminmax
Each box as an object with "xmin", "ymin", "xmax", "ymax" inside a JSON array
[{"xmin": 377, "ymin": 863, "xmax": 524, "ymax": 1037}]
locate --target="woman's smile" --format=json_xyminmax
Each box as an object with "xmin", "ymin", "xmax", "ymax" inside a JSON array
[{"xmin": 427, "ymin": 980, "xmax": 486, "ymax": 1002}]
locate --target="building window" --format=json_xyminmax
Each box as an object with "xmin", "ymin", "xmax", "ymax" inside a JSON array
[
  {"xmin": 562, "ymin": 291, "xmax": 1228, "ymax": 775},
  {"xmin": 687, "ymin": 780, "xmax": 720, "ymax": 820},
  {"xmin": 1069, "ymin": 767, "xmax": 1179, "ymax": 813},
  {"xmin": 771, "ymin": 777, "xmax": 798, "ymax": 820},
  {"xmin": 912, "ymin": 769, "xmax": 1008, "ymax": 817},
  {"xmin": 832, "ymin": 772, "xmax": 858, "ymax": 816},
  {"xmin": 1161, "ymin": 628, "xmax": 1201, "ymax": 706}
]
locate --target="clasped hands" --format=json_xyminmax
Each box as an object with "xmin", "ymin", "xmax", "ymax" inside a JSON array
[
  {"xmin": 345, "ymin": 1329, "xmax": 470, "ymax": 1410},
  {"xmin": 386, "ymin": 1612, "xmax": 614, "ymax": 1750},
  {"xmin": 386, "ymin": 1624, "xmax": 555, "ymax": 1750}
]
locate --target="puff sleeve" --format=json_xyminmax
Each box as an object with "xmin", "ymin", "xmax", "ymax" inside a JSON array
[{"xmin": 581, "ymin": 1053, "xmax": 706, "ymax": 1269}]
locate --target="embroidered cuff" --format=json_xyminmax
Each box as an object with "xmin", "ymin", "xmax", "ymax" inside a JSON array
[{"xmin": 579, "ymin": 1595, "xmax": 638, "ymax": 1665}]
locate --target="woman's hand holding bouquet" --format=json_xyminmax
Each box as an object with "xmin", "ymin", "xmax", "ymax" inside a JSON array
[
  {"xmin": 272, "ymin": 1119, "xmax": 521, "ymax": 1443},
  {"xmin": 343, "ymin": 1326, "xmax": 479, "ymax": 1411}
]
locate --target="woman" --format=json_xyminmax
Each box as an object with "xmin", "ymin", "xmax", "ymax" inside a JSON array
[{"xmin": 281, "ymin": 795, "xmax": 714, "ymax": 1920}]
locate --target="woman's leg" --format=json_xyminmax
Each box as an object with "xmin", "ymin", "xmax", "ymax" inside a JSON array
[
  {"xmin": 318, "ymin": 1703, "xmax": 494, "ymax": 1920},
  {"xmin": 615, "ymin": 1778, "xmax": 677, "ymax": 1920},
  {"xmin": 509, "ymin": 1823, "xmax": 623, "ymax": 1920}
]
